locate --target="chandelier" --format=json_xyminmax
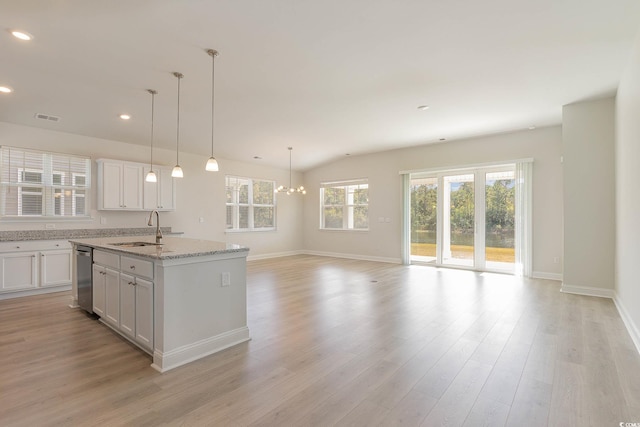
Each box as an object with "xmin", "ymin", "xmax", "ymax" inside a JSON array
[{"xmin": 275, "ymin": 147, "xmax": 306, "ymax": 195}]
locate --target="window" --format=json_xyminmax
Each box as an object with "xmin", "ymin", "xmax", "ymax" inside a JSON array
[
  {"xmin": 225, "ymin": 175, "xmax": 276, "ymax": 231},
  {"xmin": 1, "ymin": 146, "xmax": 91, "ymax": 219},
  {"xmin": 320, "ymin": 179, "xmax": 369, "ymax": 230}
]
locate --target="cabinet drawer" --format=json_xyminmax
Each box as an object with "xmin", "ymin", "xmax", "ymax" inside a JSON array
[
  {"xmin": 0, "ymin": 240, "xmax": 70, "ymax": 253},
  {"xmin": 94, "ymin": 250, "xmax": 120, "ymax": 269},
  {"xmin": 121, "ymin": 256, "xmax": 153, "ymax": 280}
]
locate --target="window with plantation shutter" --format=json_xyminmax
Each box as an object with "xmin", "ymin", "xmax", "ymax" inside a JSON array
[{"xmin": 0, "ymin": 146, "xmax": 91, "ymax": 219}]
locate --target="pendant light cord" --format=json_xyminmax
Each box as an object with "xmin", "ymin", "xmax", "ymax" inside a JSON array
[
  {"xmin": 289, "ymin": 147, "xmax": 293, "ymax": 188},
  {"xmin": 174, "ymin": 73, "xmax": 183, "ymax": 164},
  {"xmin": 150, "ymin": 90, "xmax": 155, "ymax": 170},
  {"xmin": 211, "ymin": 51, "xmax": 215, "ymax": 156}
]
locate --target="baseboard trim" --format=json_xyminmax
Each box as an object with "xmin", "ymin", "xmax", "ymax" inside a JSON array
[
  {"xmin": 302, "ymin": 250, "xmax": 402, "ymax": 264},
  {"xmin": 613, "ymin": 295, "xmax": 640, "ymax": 355},
  {"xmin": 560, "ymin": 283, "xmax": 615, "ymax": 298},
  {"xmin": 151, "ymin": 326, "xmax": 251, "ymax": 373},
  {"xmin": 247, "ymin": 250, "xmax": 304, "ymax": 261},
  {"xmin": 0, "ymin": 284, "xmax": 71, "ymax": 300},
  {"xmin": 532, "ymin": 271, "xmax": 563, "ymax": 281}
]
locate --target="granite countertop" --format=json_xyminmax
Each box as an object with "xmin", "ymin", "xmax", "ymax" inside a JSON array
[
  {"xmin": 0, "ymin": 227, "xmax": 179, "ymax": 242},
  {"xmin": 69, "ymin": 235, "xmax": 249, "ymax": 261}
]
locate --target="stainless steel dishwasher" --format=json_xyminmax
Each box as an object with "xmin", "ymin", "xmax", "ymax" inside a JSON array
[{"xmin": 76, "ymin": 245, "xmax": 93, "ymax": 313}]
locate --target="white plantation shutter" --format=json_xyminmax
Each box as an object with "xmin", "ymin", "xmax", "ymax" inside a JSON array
[{"xmin": 0, "ymin": 146, "xmax": 91, "ymax": 218}]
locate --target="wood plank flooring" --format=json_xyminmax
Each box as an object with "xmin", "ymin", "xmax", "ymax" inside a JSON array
[{"xmin": 1, "ymin": 255, "xmax": 639, "ymax": 426}]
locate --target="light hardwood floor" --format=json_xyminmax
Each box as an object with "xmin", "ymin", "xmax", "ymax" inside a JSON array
[{"xmin": 1, "ymin": 255, "xmax": 639, "ymax": 426}]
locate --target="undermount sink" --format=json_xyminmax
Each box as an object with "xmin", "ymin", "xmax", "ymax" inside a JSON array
[{"xmin": 111, "ymin": 241, "xmax": 163, "ymax": 248}]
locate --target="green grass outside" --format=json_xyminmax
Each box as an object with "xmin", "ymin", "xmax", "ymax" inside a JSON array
[{"xmin": 411, "ymin": 243, "xmax": 515, "ymax": 263}]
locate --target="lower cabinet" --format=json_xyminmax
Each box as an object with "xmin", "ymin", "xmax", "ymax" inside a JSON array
[
  {"xmin": 0, "ymin": 240, "xmax": 72, "ymax": 296},
  {"xmin": 0, "ymin": 252, "xmax": 37, "ymax": 291},
  {"xmin": 92, "ymin": 250, "xmax": 154, "ymax": 352},
  {"xmin": 40, "ymin": 250, "xmax": 72, "ymax": 287},
  {"xmin": 119, "ymin": 273, "xmax": 153, "ymax": 351}
]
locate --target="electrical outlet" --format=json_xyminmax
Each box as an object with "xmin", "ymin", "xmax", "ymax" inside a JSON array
[
  {"xmin": 199, "ymin": 217, "xmax": 205, "ymax": 223},
  {"xmin": 553, "ymin": 257, "xmax": 560, "ymax": 264},
  {"xmin": 100, "ymin": 217, "xmax": 107, "ymax": 225},
  {"xmin": 45, "ymin": 223, "xmax": 55, "ymax": 229},
  {"xmin": 221, "ymin": 272, "xmax": 231, "ymax": 287}
]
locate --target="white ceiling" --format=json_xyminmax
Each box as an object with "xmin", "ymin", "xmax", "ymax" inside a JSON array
[{"xmin": 1, "ymin": 1, "xmax": 639, "ymax": 170}]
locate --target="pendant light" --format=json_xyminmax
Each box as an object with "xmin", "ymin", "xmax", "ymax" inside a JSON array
[
  {"xmin": 171, "ymin": 72, "xmax": 184, "ymax": 178},
  {"xmin": 205, "ymin": 49, "xmax": 219, "ymax": 172},
  {"xmin": 275, "ymin": 147, "xmax": 306, "ymax": 195},
  {"xmin": 145, "ymin": 89, "xmax": 158, "ymax": 183}
]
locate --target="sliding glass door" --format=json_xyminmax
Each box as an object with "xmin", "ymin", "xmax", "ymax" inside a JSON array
[
  {"xmin": 409, "ymin": 165, "xmax": 517, "ymax": 273},
  {"xmin": 443, "ymin": 174, "xmax": 475, "ymax": 267}
]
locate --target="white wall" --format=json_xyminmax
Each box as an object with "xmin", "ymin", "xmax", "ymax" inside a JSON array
[
  {"xmin": 303, "ymin": 126, "xmax": 564, "ymax": 277},
  {"xmin": 615, "ymin": 32, "xmax": 640, "ymax": 350},
  {"xmin": 0, "ymin": 122, "xmax": 304, "ymax": 257},
  {"xmin": 561, "ymin": 98, "xmax": 616, "ymax": 295}
]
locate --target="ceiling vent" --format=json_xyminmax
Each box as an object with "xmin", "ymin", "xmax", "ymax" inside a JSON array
[{"xmin": 34, "ymin": 113, "xmax": 61, "ymax": 122}]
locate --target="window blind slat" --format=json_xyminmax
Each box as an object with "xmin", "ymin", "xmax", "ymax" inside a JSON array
[{"xmin": 0, "ymin": 146, "xmax": 91, "ymax": 218}]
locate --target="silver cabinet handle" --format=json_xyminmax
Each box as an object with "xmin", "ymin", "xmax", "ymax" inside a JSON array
[
  {"xmin": 129, "ymin": 281, "xmax": 135, "ymax": 286},
  {"xmin": 130, "ymin": 265, "xmax": 135, "ymax": 270}
]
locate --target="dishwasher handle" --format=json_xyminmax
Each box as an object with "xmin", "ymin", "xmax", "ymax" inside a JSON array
[{"xmin": 76, "ymin": 251, "xmax": 92, "ymax": 257}]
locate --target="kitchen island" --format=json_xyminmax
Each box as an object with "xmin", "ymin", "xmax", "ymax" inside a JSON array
[{"xmin": 69, "ymin": 235, "xmax": 250, "ymax": 372}]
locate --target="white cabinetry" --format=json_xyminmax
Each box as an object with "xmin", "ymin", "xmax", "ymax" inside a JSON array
[
  {"xmin": 0, "ymin": 240, "xmax": 72, "ymax": 297},
  {"xmin": 40, "ymin": 250, "xmax": 72, "ymax": 287},
  {"xmin": 93, "ymin": 250, "xmax": 154, "ymax": 352},
  {"xmin": 0, "ymin": 252, "xmax": 37, "ymax": 291},
  {"xmin": 97, "ymin": 160, "xmax": 143, "ymax": 210},
  {"xmin": 143, "ymin": 167, "xmax": 175, "ymax": 211},
  {"xmin": 92, "ymin": 264, "xmax": 106, "ymax": 317}
]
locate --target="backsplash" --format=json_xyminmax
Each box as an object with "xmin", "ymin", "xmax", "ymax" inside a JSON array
[{"xmin": 0, "ymin": 227, "xmax": 174, "ymax": 242}]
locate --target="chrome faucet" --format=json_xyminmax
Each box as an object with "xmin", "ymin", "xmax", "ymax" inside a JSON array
[{"xmin": 147, "ymin": 210, "xmax": 163, "ymax": 244}]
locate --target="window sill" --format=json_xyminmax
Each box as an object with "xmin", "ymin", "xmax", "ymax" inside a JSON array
[
  {"xmin": 225, "ymin": 228, "xmax": 277, "ymax": 233},
  {"xmin": 318, "ymin": 228, "xmax": 369, "ymax": 232},
  {"xmin": 0, "ymin": 216, "xmax": 93, "ymax": 223}
]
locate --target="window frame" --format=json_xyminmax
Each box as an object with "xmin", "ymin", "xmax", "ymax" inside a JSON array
[
  {"xmin": 319, "ymin": 179, "xmax": 369, "ymax": 231},
  {"xmin": 225, "ymin": 175, "xmax": 277, "ymax": 232},
  {"xmin": 1, "ymin": 146, "xmax": 91, "ymax": 221}
]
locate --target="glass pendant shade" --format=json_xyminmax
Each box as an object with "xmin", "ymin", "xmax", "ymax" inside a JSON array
[
  {"xmin": 205, "ymin": 156, "xmax": 219, "ymax": 171},
  {"xmin": 171, "ymin": 165, "xmax": 183, "ymax": 178},
  {"xmin": 145, "ymin": 170, "xmax": 157, "ymax": 182}
]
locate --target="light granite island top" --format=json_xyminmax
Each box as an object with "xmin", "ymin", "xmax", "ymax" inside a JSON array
[
  {"xmin": 69, "ymin": 235, "xmax": 248, "ymax": 260},
  {"xmin": 70, "ymin": 236, "xmax": 251, "ymax": 372}
]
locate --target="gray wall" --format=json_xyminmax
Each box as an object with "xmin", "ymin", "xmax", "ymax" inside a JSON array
[
  {"xmin": 561, "ymin": 98, "xmax": 616, "ymax": 294},
  {"xmin": 303, "ymin": 126, "xmax": 564, "ymax": 278},
  {"xmin": 616, "ymin": 31, "xmax": 640, "ymax": 350},
  {"xmin": 0, "ymin": 121, "xmax": 305, "ymax": 258}
]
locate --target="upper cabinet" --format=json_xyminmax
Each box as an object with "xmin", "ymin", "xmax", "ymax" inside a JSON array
[
  {"xmin": 143, "ymin": 167, "xmax": 175, "ymax": 211},
  {"xmin": 97, "ymin": 159, "xmax": 175, "ymax": 211}
]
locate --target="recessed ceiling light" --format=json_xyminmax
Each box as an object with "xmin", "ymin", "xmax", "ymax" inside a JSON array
[
  {"xmin": 0, "ymin": 86, "xmax": 12, "ymax": 93},
  {"xmin": 439, "ymin": 138, "xmax": 446, "ymax": 141},
  {"xmin": 528, "ymin": 126, "xmax": 536, "ymax": 130},
  {"xmin": 417, "ymin": 105, "xmax": 430, "ymax": 111},
  {"xmin": 119, "ymin": 114, "xmax": 131, "ymax": 120},
  {"xmin": 10, "ymin": 30, "xmax": 33, "ymax": 41},
  {"xmin": 253, "ymin": 156, "xmax": 262, "ymax": 160}
]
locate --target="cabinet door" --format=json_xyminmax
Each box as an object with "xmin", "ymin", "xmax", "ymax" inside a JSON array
[
  {"xmin": 102, "ymin": 162, "xmax": 123, "ymax": 209},
  {"xmin": 122, "ymin": 164, "xmax": 143, "ymax": 210},
  {"xmin": 0, "ymin": 252, "xmax": 37, "ymax": 291},
  {"xmin": 158, "ymin": 168, "xmax": 175, "ymax": 211},
  {"xmin": 143, "ymin": 167, "xmax": 175, "ymax": 211},
  {"xmin": 135, "ymin": 277, "xmax": 154, "ymax": 350},
  {"xmin": 119, "ymin": 273, "xmax": 136, "ymax": 339},
  {"xmin": 92, "ymin": 264, "xmax": 106, "ymax": 317},
  {"xmin": 104, "ymin": 267, "xmax": 120, "ymax": 327},
  {"xmin": 40, "ymin": 250, "xmax": 72, "ymax": 287}
]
